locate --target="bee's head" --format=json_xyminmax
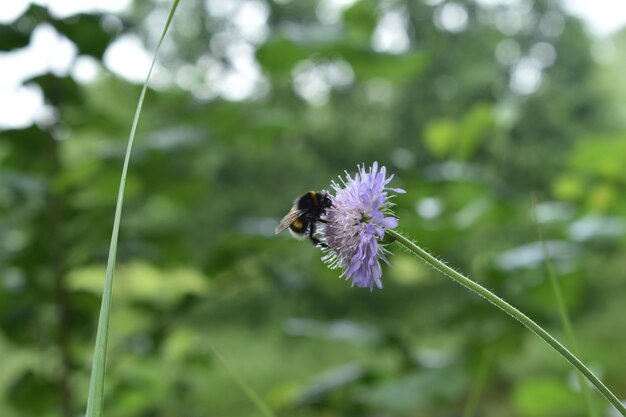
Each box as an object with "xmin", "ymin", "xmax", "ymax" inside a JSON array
[{"xmin": 320, "ymin": 192, "xmax": 333, "ymax": 209}]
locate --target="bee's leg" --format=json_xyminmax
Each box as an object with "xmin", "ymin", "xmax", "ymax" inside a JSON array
[{"xmin": 308, "ymin": 223, "xmax": 328, "ymax": 248}]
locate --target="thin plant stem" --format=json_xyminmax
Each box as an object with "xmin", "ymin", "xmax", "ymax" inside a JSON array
[
  {"xmin": 46, "ymin": 124, "xmax": 72, "ymax": 417},
  {"xmin": 532, "ymin": 197, "xmax": 598, "ymax": 417},
  {"xmin": 84, "ymin": 2, "xmax": 180, "ymax": 416},
  {"xmin": 208, "ymin": 343, "xmax": 277, "ymax": 417},
  {"xmin": 461, "ymin": 350, "xmax": 491, "ymax": 417},
  {"xmin": 386, "ymin": 228, "xmax": 626, "ymax": 416}
]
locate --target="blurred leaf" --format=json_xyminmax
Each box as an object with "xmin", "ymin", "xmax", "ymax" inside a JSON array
[
  {"xmin": 0, "ymin": 300, "xmax": 38, "ymax": 345},
  {"xmin": 494, "ymin": 240, "xmax": 580, "ymax": 272},
  {"xmin": 284, "ymin": 318, "xmax": 381, "ymax": 344},
  {"xmin": 569, "ymin": 215, "xmax": 626, "ymax": 242},
  {"xmin": 0, "ymin": 26, "xmax": 30, "ymax": 51},
  {"xmin": 14, "ymin": 4, "xmax": 49, "ymax": 30},
  {"xmin": 53, "ymin": 14, "xmax": 118, "ymax": 59},
  {"xmin": 458, "ymin": 103, "xmax": 495, "ymax": 159},
  {"xmin": 26, "ymin": 74, "xmax": 82, "ymax": 106},
  {"xmin": 4, "ymin": 5, "xmax": 117, "ymax": 57},
  {"xmin": 552, "ymin": 174, "xmax": 585, "ymax": 200},
  {"xmin": 68, "ymin": 262, "xmax": 209, "ymax": 308},
  {"xmin": 295, "ymin": 363, "xmax": 367, "ymax": 406},
  {"xmin": 256, "ymin": 37, "xmax": 311, "ymax": 76},
  {"xmin": 257, "ymin": 36, "xmax": 426, "ymax": 82},
  {"xmin": 424, "ymin": 119, "xmax": 458, "ymax": 157},
  {"xmin": 357, "ymin": 368, "xmax": 468, "ymax": 412},
  {"xmin": 388, "ymin": 254, "xmax": 429, "ymax": 285},
  {"xmin": 330, "ymin": 46, "xmax": 426, "ymax": 82},
  {"xmin": 568, "ymin": 134, "xmax": 626, "ymax": 179},
  {"xmin": 424, "ymin": 104, "xmax": 494, "ymax": 160},
  {"xmin": 343, "ymin": 0, "xmax": 378, "ymax": 43},
  {"xmin": 8, "ymin": 370, "xmax": 58, "ymax": 414},
  {"xmin": 589, "ymin": 183, "xmax": 615, "ymax": 210},
  {"xmin": 513, "ymin": 377, "xmax": 584, "ymax": 417}
]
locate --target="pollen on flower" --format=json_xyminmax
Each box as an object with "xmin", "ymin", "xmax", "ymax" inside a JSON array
[{"xmin": 321, "ymin": 162, "xmax": 405, "ymax": 291}]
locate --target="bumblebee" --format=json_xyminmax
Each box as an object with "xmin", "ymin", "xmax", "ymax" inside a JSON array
[{"xmin": 275, "ymin": 191, "xmax": 333, "ymax": 247}]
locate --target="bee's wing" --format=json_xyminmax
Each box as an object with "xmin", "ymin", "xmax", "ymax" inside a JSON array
[{"xmin": 275, "ymin": 207, "xmax": 301, "ymax": 234}]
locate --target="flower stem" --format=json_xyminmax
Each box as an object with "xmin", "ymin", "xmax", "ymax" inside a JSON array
[{"xmin": 386, "ymin": 229, "xmax": 626, "ymax": 416}]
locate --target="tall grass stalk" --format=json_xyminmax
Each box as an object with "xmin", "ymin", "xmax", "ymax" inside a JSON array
[
  {"xmin": 208, "ymin": 343, "xmax": 277, "ymax": 417},
  {"xmin": 532, "ymin": 198, "xmax": 598, "ymax": 417},
  {"xmin": 386, "ymin": 229, "xmax": 626, "ymax": 416},
  {"xmin": 84, "ymin": 2, "xmax": 179, "ymax": 416},
  {"xmin": 461, "ymin": 350, "xmax": 491, "ymax": 417}
]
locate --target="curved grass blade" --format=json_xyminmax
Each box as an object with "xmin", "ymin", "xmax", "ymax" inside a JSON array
[
  {"xmin": 208, "ymin": 343, "xmax": 277, "ymax": 417},
  {"xmin": 85, "ymin": 2, "xmax": 180, "ymax": 416},
  {"xmin": 461, "ymin": 350, "xmax": 491, "ymax": 417},
  {"xmin": 531, "ymin": 196, "xmax": 598, "ymax": 417}
]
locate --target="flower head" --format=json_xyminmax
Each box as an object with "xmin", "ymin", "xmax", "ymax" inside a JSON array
[{"xmin": 322, "ymin": 162, "xmax": 405, "ymax": 290}]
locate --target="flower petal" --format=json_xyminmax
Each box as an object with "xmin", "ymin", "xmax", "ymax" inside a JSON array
[{"xmin": 321, "ymin": 163, "xmax": 404, "ymax": 290}]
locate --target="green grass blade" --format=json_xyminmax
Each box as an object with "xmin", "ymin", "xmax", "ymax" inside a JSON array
[
  {"xmin": 531, "ymin": 196, "xmax": 598, "ymax": 417},
  {"xmin": 208, "ymin": 343, "xmax": 277, "ymax": 417},
  {"xmin": 84, "ymin": 2, "xmax": 180, "ymax": 416},
  {"xmin": 461, "ymin": 350, "xmax": 491, "ymax": 417}
]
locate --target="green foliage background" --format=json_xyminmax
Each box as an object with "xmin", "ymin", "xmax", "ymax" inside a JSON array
[{"xmin": 1, "ymin": 1, "xmax": 625, "ymax": 416}]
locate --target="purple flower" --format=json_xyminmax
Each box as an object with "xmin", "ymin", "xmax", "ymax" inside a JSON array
[{"xmin": 322, "ymin": 162, "xmax": 405, "ymax": 290}]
